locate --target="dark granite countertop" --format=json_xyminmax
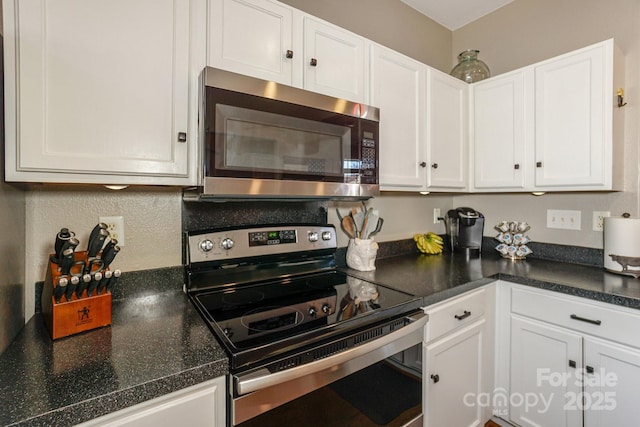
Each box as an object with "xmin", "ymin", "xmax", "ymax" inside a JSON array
[
  {"xmin": 4, "ymin": 248, "xmax": 640, "ymax": 427},
  {"xmin": 344, "ymin": 249, "xmax": 640, "ymax": 309},
  {"xmin": 0, "ymin": 288, "xmax": 228, "ymax": 427}
]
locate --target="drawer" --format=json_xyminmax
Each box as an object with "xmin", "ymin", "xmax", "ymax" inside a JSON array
[
  {"xmin": 511, "ymin": 286, "xmax": 640, "ymax": 349},
  {"xmin": 425, "ymin": 287, "xmax": 487, "ymax": 343}
]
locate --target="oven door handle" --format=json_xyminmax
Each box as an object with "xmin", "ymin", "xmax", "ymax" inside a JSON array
[{"xmin": 235, "ymin": 310, "xmax": 428, "ymax": 395}]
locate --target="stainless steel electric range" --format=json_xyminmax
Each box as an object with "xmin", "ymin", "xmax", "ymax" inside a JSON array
[{"xmin": 186, "ymin": 224, "xmax": 427, "ymax": 426}]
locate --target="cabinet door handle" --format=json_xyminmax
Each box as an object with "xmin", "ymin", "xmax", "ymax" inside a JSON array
[
  {"xmin": 454, "ymin": 310, "xmax": 471, "ymax": 320},
  {"xmin": 570, "ymin": 314, "xmax": 602, "ymax": 326},
  {"xmin": 586, "ymin": 366, "xmax": 595, "ymax": 374},
  {"xmin": 431, "ymin": 163, "xmax": 438, "ymax": 169},
  {"xmin": 536, "ymin": 161, "xmax": 543, "ymax": 168},
  {"xmin": 419, "ymin": 162, "xmax": 427, "ymax": 168},
  {"xmin": 430, "ymin": 374, "xmax": 440, "ymax": 383},
  {"xmin": 514, "ymin": 164, "xmax": 520, "ymax": 170},
  {"xmin": 569, "ymin": 360, "xmax": 577, "ymax": 368},
  {"xmin": 177, "ymin": 132, "xmax": 187, "ymax": 143},
  {"xmin": 285, "ymin": 50, "xmax": 294, "ymax": 59},
  {"xmin": 310, "ymin": 58, "xmax": 318, "ymax": 66}
]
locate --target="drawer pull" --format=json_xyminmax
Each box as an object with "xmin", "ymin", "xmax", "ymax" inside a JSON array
[
  {"xmin": 430, "ymin": 374, "xmax": 440, "ymax": 383},
  {"xmin": 454, "ymin": 310, "xmax": 471, "ymax": 320},
  {"xmin": 570, "ymin": 314, "xmax": 602, "ymax": 326},
  {"xmin": 586, "ymin": 366, "xmax": 595, "ymax": 374},
  {"xmin": 569, "ymin": 360, "xmax": 577, "ymax": 368}
]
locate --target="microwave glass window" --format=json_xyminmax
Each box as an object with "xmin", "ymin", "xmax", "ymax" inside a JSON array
[{"xmin": 216, "ymin": 105, "xmax": 350, "ymax": 178}]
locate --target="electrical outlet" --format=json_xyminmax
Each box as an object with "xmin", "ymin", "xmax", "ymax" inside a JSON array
[
  {"xmin": 99, "ymin": 216, "xmax": 125, "ymax": 247},
  {"xmin": 546, "ymin": 209, "xmax": 581, "ymax": 230},
  {"xmin": 433, "ymin": 208, "xmax": 441, "ymax": 225},
  {"xmin": 592, "ymin": 211, "xmax": 610, "ymax": 231}
]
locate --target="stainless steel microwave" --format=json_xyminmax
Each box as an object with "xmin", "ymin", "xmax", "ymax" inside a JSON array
[{"xmin": 193, "ymin": 67, "xmax": 380, "ymax": 200}]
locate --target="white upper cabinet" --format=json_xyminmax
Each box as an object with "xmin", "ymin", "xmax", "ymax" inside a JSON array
[
  {"xmin": 471, "ymin": 39, "xmax": 623, "ymax": 192},
  {"xmin": 209, "ymin": 0, "xmax": 295, "ymax": 85},
  {"xmin": 370, "ymin": 44, "xmax": 426, "ymax": 190},
  {"xmin": 3, "ymin": 0, "xmax": 206, "ymax": 185},
  {"xmin": 426, "ymin": 68, "xmax": 468, "ymax": 191},
  {"xmin": 472, "ymin": 69, "xmax": 531, "ymax": 190},
  {"xmin": 372, "ymin": 45, "xmax": 468, "ymax": 193},
  {"xmin": 303, "ymin": 17, "xmax": 365, "ymax": 102},
  {"xmin": 208, "ymin": 0, "xmax": 366, "ymax": 102},
  {"xmin": 533, "ymin": 40, "xmax": 618, "ymax": 190}
]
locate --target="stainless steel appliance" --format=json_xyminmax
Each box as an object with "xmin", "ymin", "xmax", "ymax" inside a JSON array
[
  {"xmin": 190, "ymin": 67, "xmax": 380, "ymax": 200},
  {"xmin": 186, "ymin": 224, "xmax": 426, "ymax": 426},
  {"xmin": 444, "ymin": 207, "xmax": 485, "ymax": 255}
]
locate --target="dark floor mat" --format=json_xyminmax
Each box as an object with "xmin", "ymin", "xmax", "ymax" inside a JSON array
[{"xmin": 329, "ymin": 361, "xmax": 422, "ymax": 425}]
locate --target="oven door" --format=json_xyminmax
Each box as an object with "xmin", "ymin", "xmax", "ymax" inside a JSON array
[{"xmin": 231, "ymin": 310, "xmax": 427, "ymax": 426}]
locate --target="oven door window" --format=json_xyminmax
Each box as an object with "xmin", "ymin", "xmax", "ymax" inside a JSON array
[
  {"xmin": 216, "ymin": 104, "xmax": 352, "ymax": 180},
  {"xmin": 236, "ymin": 345, "xmax": 423, "ymax": 427}
]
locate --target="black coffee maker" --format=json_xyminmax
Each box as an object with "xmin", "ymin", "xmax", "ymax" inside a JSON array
[{"xmin": 444, "ymin": 207, "xmax": 485, "ymax": 255}]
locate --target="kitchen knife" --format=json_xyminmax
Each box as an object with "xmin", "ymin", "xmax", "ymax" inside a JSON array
[
  {"xmin": 97, "ymin": 270, "xmax": 112, "ymax": 295},
  {"xmin": 54, "ymin": 276, "xmax": 68, "ymax": 304},
  {"xmin": 54, "ymin": 228, "xmax": 75, "ymax": 262},
  {"xmin": 76, "ymin": 274, "xmax": 91, "ymax": 299},
  {"xmin": 86, "ymin": 272, "xmax": 102, "ymax": 297},
  {"xmin": 106, "ymin": 269, "xmax": 121, "ymax": 294},
  {"xmin": 58, "ymin": 247, "xmax": 76, "ymax": 276},
  {"xmin": 88, "ymin": 223, "xmax": 108, "ymax": 248},
  {"xmin": 65, "ymin": 276, "xmax": 79, "ymax": 301},
  {"xmin": 87, "ymin": 228, "xmax": 109, "ymax": 258},
  {"xmin": 100, "ymin": 245, "xmax": 120, "ymax": 269}
]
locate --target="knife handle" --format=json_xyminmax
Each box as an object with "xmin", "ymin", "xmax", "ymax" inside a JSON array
[
  {"xmin": 88, "ymin": 223, "xmax": 108, "ymax": 247},
  {"xmin": 65, "ymin": 276, "xmax": 79, "ymax": 301},
  {"xmin": 54, "ymin": 277, "xmax": 68, "ymax": 304},
  {"xmin": 106, "ymin": 269, "xmax": 121, "ymax": 294},
  {"xmin": 58, "ymin": 248, "xmax": 76, "ymax": 276},
  {"xmin": 87, "ymin": 229, "xmax": 109, "ymax": 258},
  {"xmin": 76, "ymin": 274, "xmax": 91, "ymax": 299},
  {"xmin": 54, "ymin": 228, "xmax": 74, "ymax": 262},
  {"xmin": 86, "ymin": 272, "xmax": 102, "ymax": 297},
  {"xmin": 97, "ymin": 270, "xmax": 112, "ymax": 295},
  {"xmin": 101, "ymin": 245, "xmax": 120, "ymax": 269}
]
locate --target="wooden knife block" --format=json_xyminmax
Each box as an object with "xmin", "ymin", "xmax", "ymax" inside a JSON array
[{"xmin": 42, "ymin": 251, "xmax": 112, "ymax": 340}]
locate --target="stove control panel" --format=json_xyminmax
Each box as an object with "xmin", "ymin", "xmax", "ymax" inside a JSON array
[{"xmin": 188, "ymin": 225, "xmax": 337, "ymax": 264}]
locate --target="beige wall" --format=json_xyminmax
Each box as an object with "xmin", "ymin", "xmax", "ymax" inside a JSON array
[
  {"xmin": 452, "ymin": 0, "xmax": 640, "ymax": 248},
  {"xmin": 279, "ymin": 0, "xmax": 452, "ymax": 72}
]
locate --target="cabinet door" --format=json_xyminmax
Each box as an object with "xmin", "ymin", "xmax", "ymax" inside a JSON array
[
  {"xmin": 426, "ymin": 68, "xmax": 468, "ymax": 190},
  {"xmin": 510, "ymin": 316, "xmax": 583, "ymax": 427},
  {"xmin": 370, "ymin": 44, "xmax": 426, "ymax": 190},
  {"xmin": 534, "ymin": 41, "xmax": 612, "ymax": 189},
  {"xmin": 425, "ymin": 319, "xmax": 487, "ymax": 427},
  {"xmin": 303, "ymin": 17, "xmax": 365, "ymax": 102},
  {"xmin": 209, "ymin": 0, "xmax": 294, "ymax": 85},
  {"xmin": 472, "ymin": 70, "xmax": 530, "ymax": 190},
  {"xmin": 583, "ymin": 337, "xmax": 640, "ymax": 427},
  {"xmin": 5, "ymin": 0, "xmax": 196, "ymax": 183},
  {"xmin": 77, "ymin": 377, "xmax": 226, "ymax": 427}
]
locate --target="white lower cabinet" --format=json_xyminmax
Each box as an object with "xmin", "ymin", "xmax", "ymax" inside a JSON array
[
  {"xmin": 423, "ymin": 286, "xmax": 495, "ymax": 427},
  {"xmin": 499, "ymin": 282, "xmax": 640, "ymax": 427},
  {"xmin": 509, "ymin": 316, "xmax": 583, "ymax": 427},
  {"xmin": 76, "ymin": 377, "xmax": 226, "ymax": 427}
]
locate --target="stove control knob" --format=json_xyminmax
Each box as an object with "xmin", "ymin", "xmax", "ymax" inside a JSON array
[
  {"xmin": 322, "ymin": 303, "xmax": 331, "ymax": 314},
  {"xmin": 200, "ymin": 239, "xmax": 214, "ymax": 252},
  {"xmin": 308, "ymin": 306, "xmax": 317, "ymax": 317},
  {"xmin": 308, "ymin": 232, "xmax": 319, "ymax": 242},
  {"xmin": 220, "ymin": 238, "xmax": 235, "ymax": 251},
  {"xmin": 321, "ymin": 231, "xmax": 332, "ymax": 241}
]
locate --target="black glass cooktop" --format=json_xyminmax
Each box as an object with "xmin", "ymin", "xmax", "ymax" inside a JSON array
[{"xmin": 190, "ymin": 270, "xmax": 423, "ymax": 370}]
